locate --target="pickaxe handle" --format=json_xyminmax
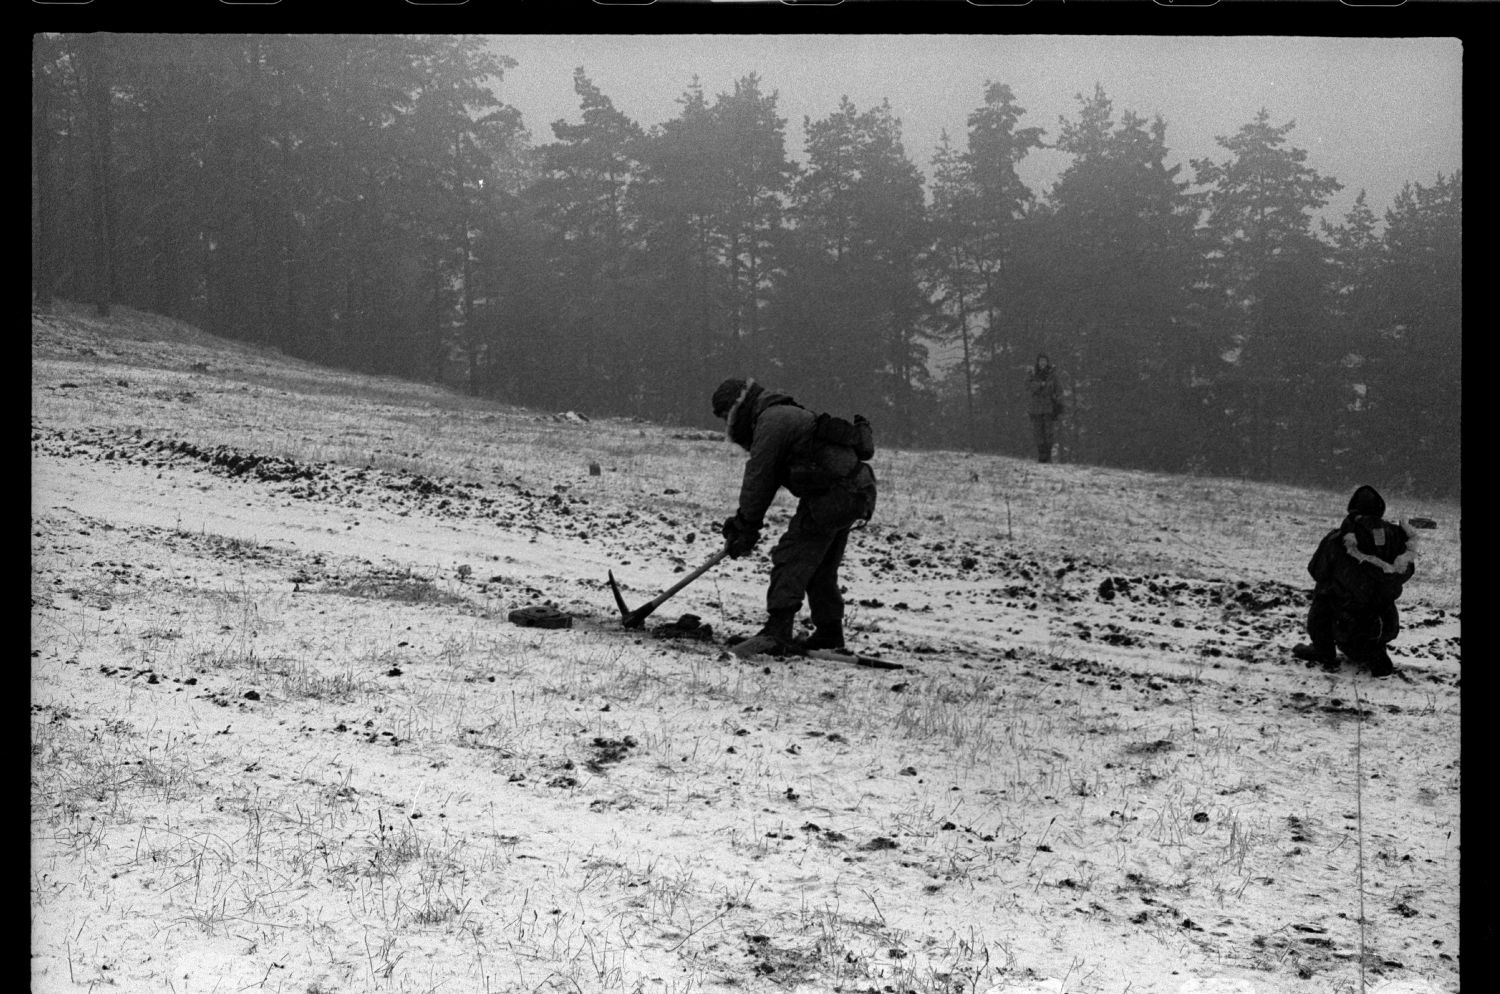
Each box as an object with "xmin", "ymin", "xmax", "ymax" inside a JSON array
[{"xmin": 610, "ymin": 546, "xmax": 730, "ymax": 629}]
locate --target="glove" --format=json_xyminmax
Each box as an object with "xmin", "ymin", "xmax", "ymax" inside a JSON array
[{"xmin": 721, "ymin": 514, "xmax": 760, "ymax": 558}]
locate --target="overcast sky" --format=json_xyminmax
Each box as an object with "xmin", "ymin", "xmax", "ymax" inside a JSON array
[{"xmin": 485, "ymin": 34, "xmax": 1461, "ymax": 226}]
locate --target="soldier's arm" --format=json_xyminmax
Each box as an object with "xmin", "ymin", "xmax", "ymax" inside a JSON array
[
  {"xmin": 1391, "ymin": 521, "xmax": 1419, "ymax": 576},
  {"xmin": 736, "ymin": 411, "xmax": 795, "ymax": 528},
  {"xmin": 1341, "ymin": 532, "xmax": 1407, "ymax": 575}
]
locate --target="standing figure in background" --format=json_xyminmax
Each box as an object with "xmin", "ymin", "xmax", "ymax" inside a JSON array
[{"xmin": 1026, "ymin": 353, "xmax": 1063, "ymax": 463}]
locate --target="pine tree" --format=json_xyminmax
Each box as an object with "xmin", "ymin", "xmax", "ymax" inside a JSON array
[
  {"xmin": 529, "ymin": 69, "xmax": 646, "ymax": 411},
  {"xmin": 776, "ymin": 98, "xmax": 930, "ymax": 437},
  {"xmin": 1191, "ymin": 109, "xmax": 1343, "ymax": 480},
  {"xmin": 1037, "ymin": 86, "xmax": 1199, "ymax": 470},
  {"xmin": 1319, "ymin": 190, "xmax": 1385, "ymax": 479},
  {"xmin": 960, "ymin": 82, "xmax": 1044, "ymax": 449},
  {"xmin": 925, "ymin": 132, "xmax": 986, "ymax": 449},
  {"xmin": 629, "ymin": 74, "xmax": 796, "ymax": 421},
  {"xmin": 1366, "ymin": 173, "xmax": 1462, "ymax": 495}
]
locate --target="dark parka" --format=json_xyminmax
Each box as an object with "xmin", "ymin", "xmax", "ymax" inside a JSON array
[
  {"xmin": 724, "ymin": 382, "xmax": 872, "ymax": 533},
  {"xmin": 720, "ymin": 379, "xmax": 876, "ymax": 636},
  {"xmin": 1025, "ymin": 355, "xmax": 1063, "ymax": 462},
  {"xmin": 1304, "ymin": 484, "xmax": 1418, "ymax": 664},
  {"xmin": 1026, "ymin": 359, "xmax": 1062, "ymax": 417},
  {"xmin": 728, "ymin": 386, "xmax": 815, "ymax": 530}
]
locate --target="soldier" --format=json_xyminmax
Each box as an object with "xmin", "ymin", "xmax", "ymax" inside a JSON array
[
  {"xmin": 1025, "ymin": 354, "xmax": 1063, "ymax": 463},
  {"xmin": 712, "ymin": 378, "xmax": 877, "ymax": 656},
  {"xmin": 1292, "ymin": 484, "xmax": 1418, "ymax": 677}
]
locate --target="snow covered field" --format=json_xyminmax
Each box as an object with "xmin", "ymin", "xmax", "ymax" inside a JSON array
[{"xmin": 31, "ymin": 305, "xmax": 1459, "ymax": 994}]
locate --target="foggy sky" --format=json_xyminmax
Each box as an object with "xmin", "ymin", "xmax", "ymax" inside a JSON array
[{"xmin": 486, "ymin": 34, "xmax": 1462, "ymax": 225}]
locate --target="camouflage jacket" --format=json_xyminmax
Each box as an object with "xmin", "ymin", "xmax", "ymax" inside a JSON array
[
  {"xmin": 1026, "ymin": 370, "xmax": 1062, "ymax": 417},
  {"xmin": 735, "ymin": 393, "xmax": 817, "ymax": 530}
]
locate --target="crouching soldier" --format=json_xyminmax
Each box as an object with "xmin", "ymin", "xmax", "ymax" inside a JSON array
[
  {"xmin": 1292, "ymin": 484, "xmax": 1417, "ymax": 677},
  {"xmin": 711, "ymin": 377, "xmax": 877, "ymax": 656}
]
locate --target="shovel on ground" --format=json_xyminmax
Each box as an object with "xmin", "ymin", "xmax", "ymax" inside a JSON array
[{"xmin": 608, "ymin": 546, "xmax": 730, "ymax": 629}]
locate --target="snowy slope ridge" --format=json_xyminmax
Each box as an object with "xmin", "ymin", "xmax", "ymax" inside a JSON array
[{"xmin": 32, "ymin": 303, "xmax": 1459, "ymax": 994}]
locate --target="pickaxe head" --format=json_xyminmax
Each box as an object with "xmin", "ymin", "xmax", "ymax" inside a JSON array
[
  {"xmin": 607, "ymin": 569, "xmax": 651, "ymax": 629},
  {"xmin": 607, "ymin": 547, "xmax": 730, "ymax": 630}
]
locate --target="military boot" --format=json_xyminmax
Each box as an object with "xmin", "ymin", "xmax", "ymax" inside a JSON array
[
  {"xmin": 798, "ymin": 621, "xmax": 846, "ymax": 652},
  {"xmin": 756, "ymin": 608, "xmax": 798, "ymax": 647},
  {"xmin": 732, "ymin": 608, "xmax": 801, "ymax": 658},
  {"xmin": 1292, "ymin": 642, "xmax": 1337, "ymax": 666}
]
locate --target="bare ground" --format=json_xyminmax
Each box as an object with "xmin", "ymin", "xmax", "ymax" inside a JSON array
[{"xmin": 31, "ymin": 304, "xmax": 1459, "ymax": 994}]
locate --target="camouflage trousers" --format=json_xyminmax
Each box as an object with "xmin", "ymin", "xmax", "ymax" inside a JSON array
[
  {"xmin": 1029, "ymin": 414, "xmax": 1056, "ymax": 462},
  {"xmin": 1306, "ymin": 592, "xmax": 1400, "ymax": 664},
  {"xmin": 765, "ymin": 491, "xmax": 857, "ymax": 630}
]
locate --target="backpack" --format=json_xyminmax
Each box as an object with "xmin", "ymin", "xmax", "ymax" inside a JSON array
[
  {"xmin": 1347, "ymin": 515, "xmax": 1408, "ymax": 563},
  {"xmin": 811, "ymin": 413, "xmax": 875, "ymax": 462},
  {"xmin": 1347, "ymin": 515, "xmax": 1413, "ymax": 601},
  {"xmin": 787, "ymin": 413, "xmax": 878, "ymax": 521},
  {"xmin": 1311, "ymin": 516, "xmax": 1411, "ymax": 608}
]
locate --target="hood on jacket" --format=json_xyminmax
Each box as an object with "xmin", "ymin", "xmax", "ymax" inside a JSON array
[
  {"xmin": 1347, "ymin": 484, "xmax": 1386, "ymax": 518},
  {"xmin": 721, "ymin": 379, "xmax": 758, "ymax": 449},
  {"xmin": 723, "ymin": 379, "xmax": 802, "ymax": 451}
]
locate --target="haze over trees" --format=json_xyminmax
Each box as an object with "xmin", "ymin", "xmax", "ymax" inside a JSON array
[{"xmin": 32, "ymin": 34, "xmax": 1460, "ymax": 497}]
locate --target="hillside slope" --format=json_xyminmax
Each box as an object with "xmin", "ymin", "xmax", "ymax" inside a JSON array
[{"xmin": 32, "ymin": 303, "xmax": 1460, "ymax": 994}]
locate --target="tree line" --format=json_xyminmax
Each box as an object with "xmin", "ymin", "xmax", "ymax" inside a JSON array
[{"xmin": 32, "ymin": 34, "xmax": 1460, "ymax": 497}]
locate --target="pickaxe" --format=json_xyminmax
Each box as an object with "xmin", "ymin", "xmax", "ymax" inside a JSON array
[{"xmin": 608, "ymin": 546, "xmax": 730, "ymax": 629}]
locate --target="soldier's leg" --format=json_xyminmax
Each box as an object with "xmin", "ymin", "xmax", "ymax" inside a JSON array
[
  {"xmin": 1293, "ymin": 593, "xmax": 1339, "ymax": 664},
  {"xmin": 1030, "ymin": 415, "xmax": 1049, "ymax": 463},
  {"xmin": 804, "ymin": 527, "xmax": 851, "ymax": 648},
  {"xmin": 1335, "ymin": 607, "xmax": 1383, "ymax": 666},
  {"xmin": 1308, "ymin": 595, "xmax": 1336, "ymax": 651},
  {"xmin": 766, "ymin": 504, "xmax": 840, "ymax": 627},
  {"xmin": 1346, "ymin": 615, "xmax": 1392, "ymax": 674},
  {"xmin": 1378, "ymin": 599, "xmax": 1400, "ymax": 643},
  {"xmin": 1363, "ymin": 600, "xmax": 1399, "ymax": 676}
]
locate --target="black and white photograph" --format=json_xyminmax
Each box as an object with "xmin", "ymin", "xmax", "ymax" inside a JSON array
[{"xmin": 32, "ymin": 27, "xmax": 1462, "ymax": 994}]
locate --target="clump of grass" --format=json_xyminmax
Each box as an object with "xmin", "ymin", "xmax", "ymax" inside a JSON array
[
  {"xmin": 194, "ymin": 645, "xmax": 276, "ymax": 673},
  {"xmin": 890, "ymin": 683, "xmax": 1001, "ymax": 754},
  {"xmin": 32, "ymin": 721, "xmax": 124, "ymax": 842},
  {"xmin": 281, "ymin": 661, "xmax": 367, "ymax": 701},
  {"xmin": 366, "ymin": 811, "xmax": 426, "ymax": 875},
  {"xmin": 321, "ymin": 569, "xmax": 473, "ymax": 608},
  {"xmin": 170, "ymin": 528, "xmax": 266, "ymax": 556}
]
